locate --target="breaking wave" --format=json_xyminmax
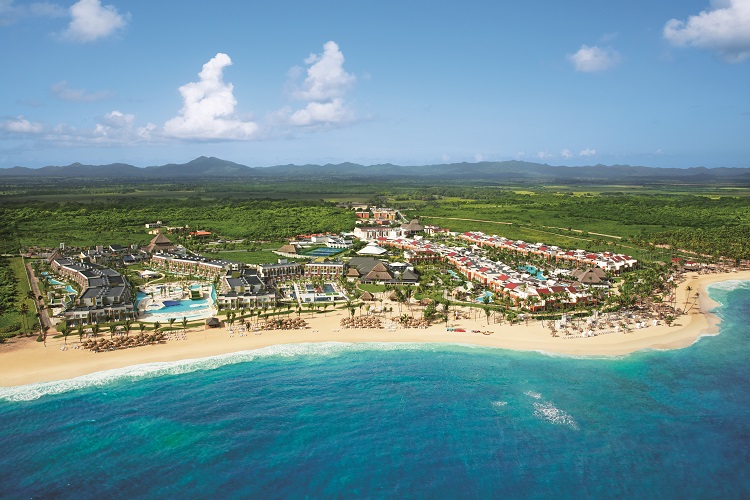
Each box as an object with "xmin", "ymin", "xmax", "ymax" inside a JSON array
[
  {"xmin": 707, "ymin": 280, "xmax": 750, "ymax": 293},
  {"xmin": 0, "ymin": 342, "xmax": 447, "ymax": 402},
  {"xmin": 533, "ymin": 401, "xmax": 579, "ymax": 430}
]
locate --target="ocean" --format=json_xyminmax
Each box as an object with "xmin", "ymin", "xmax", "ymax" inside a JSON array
[{"xmin": 1, "ymin": 280, "xmax": 750, "ymax": 498}]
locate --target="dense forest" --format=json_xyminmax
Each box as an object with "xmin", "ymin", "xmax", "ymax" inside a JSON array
[
  {"xmin": 0, "ymin": 199, "xmax": 355, "ymax": 252},
  {"xmin": 2, "ymin": 182, "xmax": 748, "ymax": 261}
]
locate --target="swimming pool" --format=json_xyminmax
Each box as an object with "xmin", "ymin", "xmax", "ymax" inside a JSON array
[
  {"xmin": 519, "ymin": 265, "xmax": 547, "ymax": 280},
  {"xmin": 136, "ymin": 285, "xmax": 217, "ymax": 322}
]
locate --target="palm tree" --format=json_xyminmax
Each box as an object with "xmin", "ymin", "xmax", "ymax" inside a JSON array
[
  {"xmin": 92, "ymin": 323, "xmax": 100, "ymax": 338},
  {"xmin": 168, "ymin": 317, "xmax": 176, "ymax": 335},
  {"xmin": 77, "ymin": 322, "xmax": 84, "ymax": 342},
  {"xmin": 108, "ymin": 323, "xmax": 117, "ymax": 339},
  {"xmin": 18, "ymin": 302, "xmax": 29, "ymax": 333},
  {"xmin": 139, "ymin": 322, "xmax": 146, "ymax": 335},
  {"xmin": 683, "ymin": 285, "xmax": 693, "ymax": 314},
  {"xmin": 153, "ymin": 321, "xmax": 161, "ymax": 334},
  {"xmin": 182, "ymin": 316, "xmax": 188, "ymax": 334},
  {"xmin": 403, "ymin": 286, "xmax": 414, "ymax": 314},
  {"xmin": 124, "ymin": 319, "xmax": 133, "ymax": 338},
  {"xmin": 59, "ymin": 320, "xmax": 70, "ymax": 345}
]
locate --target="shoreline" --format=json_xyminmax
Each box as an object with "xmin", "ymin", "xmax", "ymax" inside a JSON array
[{"xmin": 1, "ymin": 271, "xmax": 747, "ymax": 389}]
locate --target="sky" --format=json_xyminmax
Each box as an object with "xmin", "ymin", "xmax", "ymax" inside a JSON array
[{"xmin": 1, "ymin": 0, "xmax": 749, "ymax": 169}]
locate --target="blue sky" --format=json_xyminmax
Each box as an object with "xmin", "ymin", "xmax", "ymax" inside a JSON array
[{"xmin": 1, "ymin": 0, "xmax": 749, "ymax": 169}]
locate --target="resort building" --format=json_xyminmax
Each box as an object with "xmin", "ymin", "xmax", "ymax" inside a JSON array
[
  {"xmin": 50, "ymin": 257, "xmax": 135, "ymax": 322},
  {"xmin": 372, "ymin": 208, "xmax": 399, "ymax": 221},
  {"xmin": 150, "ymin": 252, "xmax": 234, "ymax": 279},
  {"xmin": 145, "ymin": 232, "xmax": 176, "ymax": 254},
  {"xmin": 457, "ymin": 232, "xmax": 637, "ymax": 274},
  {"xmin": 216, "ymin": 269, "xmax": 276, "ymax": 310},
  {"xmin": 353, "ymin": 226, "xmax": 400, "ymax": 241},
  {"xmin": 304, "ymin": 259, "xmax": 345, "ymax": 279},
  {"xmin": 356, "ymin": 241, "xmax": 389, "ymax": 256},
  {"xmin": 346, "ymin": 257, "xmax": 419, "ymax": 285},
  {"xmin": 400, "ymin": 219, "xmax": 424, "ymax": 236},
  {"xmin": 258, "ymin": 260, "xmax": 303, "ymax": 283},
  {"xmin": 274, "ymin": 244, "xmax": 301, "ymax": 259}
]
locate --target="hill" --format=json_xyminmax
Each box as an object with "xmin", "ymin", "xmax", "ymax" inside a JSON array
[{"xmin": 2, "ymin": 156, "xmax": 749, "ymax": 184}]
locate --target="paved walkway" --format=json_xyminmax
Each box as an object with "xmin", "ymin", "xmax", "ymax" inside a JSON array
[{"xmin": 25, "ymin": 263, "xmax": 54, "ymax": 334}]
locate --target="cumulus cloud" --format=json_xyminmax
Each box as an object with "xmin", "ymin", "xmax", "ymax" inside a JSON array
[
  {"xmin": 663, "ymin": 0, "xmax": 750, "ymax": 62},
  {"xmin": 288, "ymin": 41, "xmax": 356, "ymax": 126},
  {"xmin": 164, "ymin": 53, "xmax": 259, "ymax": 140},
  {"xmin": 568, "ymin": 44, "xmax": 620, "ymax": 72},
  {"xmin": 560, "ymin": 148, "xmax": 573, "ymax": 159},
  {"xmin": 51, "ymin": 111, "xmax": 154, "ymax": 145},
  {"xmin": 0, "ymin": 0, "xmax": 65, "ymax": 26},
  {"xmin": 0, "ymin": 116, "xmax": 44, "ymax": 133},
  {"xmin": 536, "ymin": 151, "xmax": 554, "ymax": 160},
  {"xmin": 50, "ymin": 81, "xmax": 113, "ymax": 102},
  {"xmin": 62, "ymin": 0, "xmax": 128, "ymax": 42},
  {"xmin": 289, "ymin": 98, "xmax": 353, "ymax": 126},
  {"xmin": 579, "ymin": 148, "xmax": 597, "ymax": 157},
  {"xmin": 293, "ymin": 41, "xmax": 356, "ymax": 101},
  {"xmin": 93, "ymin": 110, "xmax": 154, "ymax": 142}
]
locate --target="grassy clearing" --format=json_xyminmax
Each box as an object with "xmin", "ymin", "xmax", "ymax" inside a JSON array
[
  {"xmin": 0, "ymin": 257, "xmax": 34, "ymax": 336},
  {"xmin": 206, "ymin": 250, "xmax": 289, "ymax": 265}
]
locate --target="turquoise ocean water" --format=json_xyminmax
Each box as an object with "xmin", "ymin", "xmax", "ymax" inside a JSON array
[{"xmin": 1, "ymin": 280, "xmax": 750, "ymax": 498}]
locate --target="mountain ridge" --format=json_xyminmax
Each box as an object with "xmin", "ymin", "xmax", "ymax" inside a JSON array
[{"xmin": 2, "ymin": 156, "xmax": 749, "ymax": 183}]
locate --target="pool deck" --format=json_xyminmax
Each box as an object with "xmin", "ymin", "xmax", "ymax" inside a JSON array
[{"xmin": 137, "ymin": 282, "xmax": 216, "ymax": 323}]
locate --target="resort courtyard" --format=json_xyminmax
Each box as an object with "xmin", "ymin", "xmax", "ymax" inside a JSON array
[{"xmin": 137, "ymin": 282, "xmax": 217, "ymax": 323}]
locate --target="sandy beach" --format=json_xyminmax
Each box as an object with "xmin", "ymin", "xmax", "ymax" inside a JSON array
[{"xmin": 2, "ymin": 270, "xmax": 747, "ymax": 388}]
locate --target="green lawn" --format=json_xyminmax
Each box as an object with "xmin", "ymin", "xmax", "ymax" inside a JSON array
[
  {"xmin": 0, "ymin": 257, "xmax": 35, "ymax": 337},
  {"xmin": 207, "ymin": 249, "xmax": 292, "ymax": 265},
  {"xmin": 357, "ymin": 284, "xmax": 387, "ymax": 294}
]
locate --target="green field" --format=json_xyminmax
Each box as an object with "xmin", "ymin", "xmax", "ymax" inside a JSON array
[
  {"xmin": 0, "ymin": 258, "xmax": 35, "ymax": 338},
  {"xmin": 207, "ymin": 249, "xmax": 289, "ymax": 265}
]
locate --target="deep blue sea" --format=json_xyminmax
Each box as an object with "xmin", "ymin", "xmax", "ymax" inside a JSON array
[{"xmin": 2, "ymin": 281, "xmax": 750, "ymax": 498}]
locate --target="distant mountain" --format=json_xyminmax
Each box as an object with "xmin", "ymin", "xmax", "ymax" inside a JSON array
[{"xmin": 2, "ymin": 156, "xmax": 749, "ymax": 184}]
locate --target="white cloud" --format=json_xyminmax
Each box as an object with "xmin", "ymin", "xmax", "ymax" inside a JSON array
[
  {"xmin": 62, "ymin": 0, "xmax": 128, "ymax": 43},
  {"xmin": 579, "ymin": 148, "xmax": 597, "ymax": 157},
  {"xmin": 560, "ymin": 148, "xmax": 573, "ymax": 159},
  {"xmin": 663, "ymin": 0, "xmax": 750, "ymax": 62},
  {"xmin": 293, "ymin": 41, "xmax": 356, "ymax": 101},
  {"xmin": 46, "ymin": 111, "xmax": 154, "ymax": 145},
  {"xmin": 289, "ymin": 99, "xmax": 353, "ymax": 126},
  {"xmin": 51, "ymin": 81, "xmax": 113, "ymax": 102},
  {"xmin": 92, "ymin": 110, "xmax": 155, "ymax": 142},
  {"xmin": 164, "ymin": 53, "xmax": 259, "ymax": 140},
  {"xmin": 288, "ymin": 41, "xmax": 356, "ymax": 127},
  {"xmin": 100, "ymin": 110, "xmax": 133, "ymax": 128},
  {"xmin": 0, "ymin": 0, "xmax": 65, "ymax": 26},
  {"xmin": 536, "ymin": 151, "xmax": 554, "ymax": 159},
  {"xmin": 568, "ymin": 44, "xmax": 620, "ymax": 72},
  {"xmin": 0, "ymin": 116, "xmax": 44, "ymax": 133}
]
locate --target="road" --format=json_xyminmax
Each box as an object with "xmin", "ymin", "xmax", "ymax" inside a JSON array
[{"xmin": 25, "ymin": 262, "xmax": 54, "ymax": 334}]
